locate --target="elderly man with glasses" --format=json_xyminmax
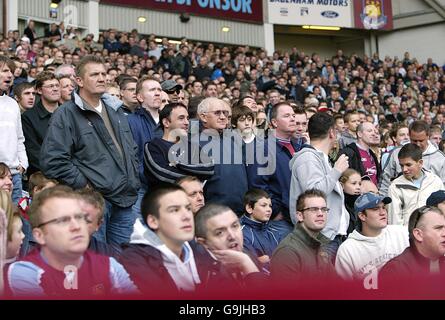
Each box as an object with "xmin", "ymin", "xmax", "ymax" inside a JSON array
[{"xmin": 5, "ymin": 186, "xmax": 138, "ymax": 297}]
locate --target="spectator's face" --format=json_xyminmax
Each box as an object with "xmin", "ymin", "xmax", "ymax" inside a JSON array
[
  {"xmin": 0, "ymin": 63, "xmax": 14, "ymax": 91},
  {"xmin": 33, "ymin": 197, "xmax": 90, "ymax": 256},
  {"xmin": 399, "ymin": 157, "xmax": 423, "ymax": 180},
  {"xmin": 18, "ymin": 86, "xmax": 36, "ymax": 109},
  {"xmin": 200, "ymin": 100, "xmax": 229, "ymax": 130},
  {"xmin": 163, "ymin": 106, "xmax": 189, "ymax": 135},
  {"xmin": 59, "ymin": 78, "xmax": 74, "ymax": 103},
  {"xmin": 77, "ymin": 63, "xmax": 106, "ymax": 96},
  {"xmin": 358, "ymin": 122, "xmax": 379, "ymax": 146},
  {"xmin": 296, "ymin": 196, "xmax": 327, "ymax": 232},
  {"xmin": 198, "ymin": 210, "xmax": 243, "ymax": 252},
  {"xmin": 341, "ymin": 173, "xmax": 362, "ymax": 195},
  {"xmin": 414, "ymin": 211, "xmax": 445, "ymax": 259},
  {"xmin": 347, "ymin": 114, "xmax": 360, "ymax": 132},
  {"xmin": 294, "ymin": 113, "xmax": 308, "ymax": 137},
  {"xmin": 335, "ymin": 118, "xmax": 346, "ymax": 133},
  {"xmin": 17, "ymin": 50, "xmax": 27, "ymax": 62},
  {"xmin": 269, "ymin": 92, "xmax": 280, "ymax": 106},
  {"xmin": 106, "ymin": 86, "xmax": 120, "ymax": 99},
  {"xmin": 272, "ymin": 104, "xmax": 296, "ymax": 137},
  {"xmin": 6, "ymin": 216, "xmax": 25, "ymax": 259},
  {"xmin": 236, "ymin": 115, "xmax": 253, "ymax": 135},
  {"xmin": 146, "ymin": 191, "xmax": 194, "ymax": 246},
  {"xmin": 430, "ymin": 133, "xmax": 442, "ymax": 147},
  {"xmin": 13, "ymin": 61, "xmax": 23, "ymax": 77},
  {"xmin": 0, "ymin": 171, "xmax": 12, "ymax": 193},
  {"xmin": 137, "ymin": 80, "xmax": 162, "ymax": 109},
  {"xmin": 246, "ymin": 197, "xmax": 272, "ymax": 223},
  {"xmin": 120, "ymin": 82, "xmax": 137, "ymax": 106},
  {"xmin": 359, "ymin": 203, "xmax": 388, "ymax": 231},
  {"xmin": 179, "ymin": 180, "xmax": 205, "ymax": 214},
  {"xmin": 79, "ymin": 200, "xmax": 102, "ymax": 236},
  {"xmin": 39, "ymin": 79, "xmax": 61, "ymax": 104},
  {"xmin": 395, "ymin": 128, "xmax": 409, "ymax": 146},
  {"xmin": 242, "ymin": 97, "xmax": 257, "ymax": 112},
  {"xmin": 205, "ymin": 84, "xmax": 217, "ymax": 98},
  {"xmin": 410, "ymin": 130, "xmax": 429, "ymax": 151}
]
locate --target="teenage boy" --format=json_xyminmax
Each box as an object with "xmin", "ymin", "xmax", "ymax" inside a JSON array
[{"xmin": 387, "ymin": 143, "xmax": 444, "ymax": 226}]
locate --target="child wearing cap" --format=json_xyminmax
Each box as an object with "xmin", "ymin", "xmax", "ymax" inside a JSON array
[{"xmin": 335, "ymin": 192, "xmax": 409, "ymax": 280}]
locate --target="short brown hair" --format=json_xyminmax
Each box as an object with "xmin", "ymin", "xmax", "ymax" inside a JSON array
[
  {"xmin": 0, "ymin": 55, "xmax": 15, "ymax": 74},
  {"xmin": 35, "ymin": 71, "xmax": 58, "ymax": 90},
  {"xmin": 136, "ymin": 75, "xmax": 157, "ymax": 95},
  {"xmin": 296, "ymin": 189, "xmax": 327, "ymax": 212},
  {"xmin": 76, "ymin": 55, "xmax": 105, "ymax": 78},
  {"xmin": 28, "ymin": 185, "xmax": 79, "ymax": 228},
  {"xmin": 231, "ymin": 105, "xmax": 254, "ymax": 128},
  {"xmin": 0, "ymin": 162, "xmax": 11, "ymax": 179}
]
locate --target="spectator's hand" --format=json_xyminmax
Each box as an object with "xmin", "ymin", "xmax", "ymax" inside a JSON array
[
  {"xmin": 257, "ymin": 255, "xmax": 270, "ymax": 264},
  {"xmin": 334, "ymin": 154, "xmax": 349, "ymax": 174},
  {"xmin": 213, "ymin": 249, "xmax": 259, "ymax": 275},
  {"xmin": 17, "ymin": 165, "xmax": 25, "ymax": 175}
]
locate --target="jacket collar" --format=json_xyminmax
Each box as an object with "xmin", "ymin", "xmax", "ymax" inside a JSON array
[
  {"xmin": 293, "ymin": 222, "xmax": 330, "ymax": 248},
  {"xmin": 240, "ymin": 215, "xmax": 270, "ymax": 231},
  {"xmin": 35, "ymin": 99, "xmax": 53, "ymax": 119},
  {"xmin": 73, "ymin": 90, "xmax": 123, "ymax": 111}
]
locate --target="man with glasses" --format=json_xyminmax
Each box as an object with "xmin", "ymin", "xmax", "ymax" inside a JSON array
[
  {"xmin": 271, "ymin": 189, "xmax": 335, "ymax": 285},
  {"xmin": 5, "ymin": 186, "xmax": 138, "ymax": 297},
  {"xmin": 379, "ymin": 205, "xmax": 445, "ymax": 280},
  {"xmin": 119, "ymin": 77, "xmax": 138, "ymax": 114},
  {"xmin": 197, "ymin": 98, "xmax": 248, "ymax": 215},
  {"xmin": 335, "ymin": 192, "xmax": 409, "ymax": 280},
  {"xmin": 289, "ymin": 112, "xmax": 350, "ymax": 260}
]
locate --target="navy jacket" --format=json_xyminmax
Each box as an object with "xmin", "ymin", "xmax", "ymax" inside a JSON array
[
  {"xmin": 144, "ymin": 137, "xmax": 214, "ymax": 187},
  {"xmin": 240, "ymin": 215, "xmax": 283, "ymax": 265},
  {"xmin": 127, "ymin": 107, "xmax": 163, "ymax": 185},
  {"xmin": 199, "ymin": 129, "xmax": 248, "ymax": 215},
  {"xmin": 40, "ymin": 92, "xmax": 140, "ymax": 207},
  {"xmin": 246, "ymin": 136, "xmax": 305, "ymax": 222}
]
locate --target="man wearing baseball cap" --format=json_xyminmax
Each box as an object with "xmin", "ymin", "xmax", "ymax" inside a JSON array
[
  {"xmin": 161, "ymin": 79, "xmax": 182, "ymax": 103},
  {"xmin": 335, "ymin": 192, "xmax": 409, "ymax": 280},
  {"xmin": 427, "ymin": 190, "xmax": 445, "ymax": 214}
]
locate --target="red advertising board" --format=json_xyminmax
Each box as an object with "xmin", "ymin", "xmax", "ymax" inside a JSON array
[
  {"xmin": 100, "ymin": 0, "xmax": 263, "ymax": 23},
  {"xmin": 354, "ymin": 0, "xmax": 393, "ymax": 30}
]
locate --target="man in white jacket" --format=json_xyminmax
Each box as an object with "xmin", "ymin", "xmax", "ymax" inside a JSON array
[
  {"xmin": 0, "ymin": 56, "xmax": 28, "ymax": 204},
  {"xmin": 387, "ymin": 143, "xmax": 444, "ymax": 226},
  {"xmin": 335, "ymin": 192, "xmax": 409, "ymax": 280}
]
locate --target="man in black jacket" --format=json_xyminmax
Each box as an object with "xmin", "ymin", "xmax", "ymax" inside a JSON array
[
  {"xmin": 22, "ymin": 72, "xmax": 60, "ymax": 176},
  {"xmin": 338, "ymin": 121, "xmax": 381, "ymax": 186},
  {"xmin": 40, "ymin": 55, "xmax": 140, "ymax": 245}
]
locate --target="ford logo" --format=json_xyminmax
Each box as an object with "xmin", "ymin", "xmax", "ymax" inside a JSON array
[{"xmin": 321, "ymin": 11, "xmax": 339, "ymax": 18}]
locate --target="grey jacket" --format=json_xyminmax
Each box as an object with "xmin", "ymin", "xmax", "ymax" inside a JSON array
[
  {"xmin": 289, "ymin": 147, "xmax": 349, "ymax": 240},
  {"xmin": 379, "ymin": 141, "xmax": 445, "ymax": 196},
  {"xmin": 338, "ymin": 131, "xmax": 357, "ymax": 150},
  {"xmin": 40, "ymin": 92, "xmax": 140, "ymax": 207}
]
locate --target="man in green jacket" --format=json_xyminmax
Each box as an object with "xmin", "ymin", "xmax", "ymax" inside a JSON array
[{"xmin": 271, "ymin": 189, "xmax": 335, "ymax": 286}]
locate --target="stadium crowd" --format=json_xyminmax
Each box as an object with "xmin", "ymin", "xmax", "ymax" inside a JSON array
[{"xmin": 0, "ymin": 21, "xmax": 444, "ymax": 298}]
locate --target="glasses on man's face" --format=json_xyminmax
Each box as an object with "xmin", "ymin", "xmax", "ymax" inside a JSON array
[
  {"xmin": 166, "ymin": 88, "xmax": 180, "ymax": 95},
  {"xmin": 37, "ymin": 213, "xmax": 90, "ymax": 228},
  {"xmin": 301, "ymin": 207, "xmax": 330, "ymax": 214},
  {"xmin": 42, "ymin": 84, "xmax": 60, "ymax": 89},
  {"xmin": 207, "ymin": 110, "xmax": 230, "ymax": 117}
]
